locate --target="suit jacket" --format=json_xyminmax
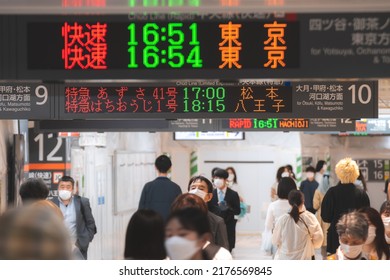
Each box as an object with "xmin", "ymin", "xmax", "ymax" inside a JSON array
[
  {"xmin": 138, "ymin": 176, "xmax": 182, "ymax": 221},
  {"xmin": 52, "ymin": 195, "xmax": 97, "ymax": 255},
  {"xmin": 209, "ymin": 187, "xmax": 241, "ymax": 224},
  {"xmin": 207, "ymin": 211, "xmax": 229, "ymax": 250}
]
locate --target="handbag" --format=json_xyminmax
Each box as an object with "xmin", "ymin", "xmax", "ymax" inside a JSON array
[{"xmin": 299, "ymin": 216, "xmax": 315, "ymax": 260}]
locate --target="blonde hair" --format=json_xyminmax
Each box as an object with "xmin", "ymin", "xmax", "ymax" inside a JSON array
[{"xmin": 335, "ymin": 158, "xmax": 359, "ymax": 184}]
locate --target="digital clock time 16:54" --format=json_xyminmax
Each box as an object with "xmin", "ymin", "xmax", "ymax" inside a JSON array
[{"xmin": 128, "ymin": 22, "xmax": 203, "ymax": 68}]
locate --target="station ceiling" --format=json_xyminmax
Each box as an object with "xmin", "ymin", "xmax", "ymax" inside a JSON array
[{"xmin": 0, "ymin": 0, "xmax": 389, "ymax": 14}]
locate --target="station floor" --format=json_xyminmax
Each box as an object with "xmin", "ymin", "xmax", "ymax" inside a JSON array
[
  {"xmin": 233, "ymin": 233, "xmax": 271, "ymax": 260},
  {"xmin": 233, "ymin": 233, "xmax": 324, "ymax": 260}
]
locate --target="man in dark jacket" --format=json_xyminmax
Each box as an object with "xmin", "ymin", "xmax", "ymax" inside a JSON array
[
  {"xmin": 188, "ymin": 175, "xmax": 229, "ymax": 250},
  {"xmin": 52, "ymin": 175, "xmax": 97, "ymax": 259},
  {"xmin": 209, "ymin": 168, "xmax": 240, "ymax": 252},
  {"xmin": 138, "ymin": 154, "xmax": 182, "ymax": 221}
]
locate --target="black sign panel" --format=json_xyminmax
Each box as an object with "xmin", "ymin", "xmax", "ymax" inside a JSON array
[
  {"xmin": 0, "ymin": 13, "xmax": 387, "ymax": 79},
  {"xmin": 57, "ymin": 81, "xmax": 376, "ymax": 119},
  {"xmin": 356, "ymin": 159, "xmax": 390, "ymax": 182},
  {"xmin": 0, "ymin": 83, "xmax": 54, "ymax": 119},
  {"xmin": 58, "ymin": 83, "xmax": 293, "ymax": 119},
  {"xmin": 27, "ymin": 128, "xmax": 67, "ymax": 198}
]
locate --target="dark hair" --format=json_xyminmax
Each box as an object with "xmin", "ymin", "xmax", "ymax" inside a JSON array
[
  {"xmin": 358, "ymin": 207, "xmax": 390, "ymax": 260},
  {"xmin": 0, "ymin": 205, "xmax": 71, "ymax": 260},
  {"xmin": 305, "ymin": 166, "xmax": 316, "ymax": 173},
  {"xmin": 380, "ymin": 200, "xmax": 390, "ymax": 216},
  {"xmin": 288, "ymin": 190, "xmax": 304, "ymax": 223},
  {"xmin": 19, "ymin": 178, "xmax": 49, "ymax": 203},
  {"xmin": 286, "ymin": 164, "xmax": 296, "ymax": 179},
  {"xmin": 188, "ymin": 176, "xmax": 213, "ymax": 193},
  {"xmin": 167, "ymin": 208, "xmax": 211, "ymax": 237},
  {"xmin": 226, "ymin": 167, "xmax": 237, "ymax": 184},
  {"xmin": 58, "ymin": 176, "xmax": 75, "ymax": 187},
  {"xmin": 211, "ymin": 167, "xmax": 220, "ymax": 178},
  {"xmin": 276, "ymin": 166, "xmax": 287, "ymax": 182},
  {"xmin": 170, "ymin": 193, "xmax": 208, "ymax": 214},
  {"xmin": 336, "ymin": 211, "xmax": 368, "ymax": 242},
  {"xmin": 277, "ymin": 177, "xmax": 297, "ymax": 199},
  {"xmin": 213, "ymin": 168, "xmax": 229, "ymax": 179},
  {"xmin": 315, "ymin": 160, "xmax": 326, "ymax": 172},
  {"xmin": 357, "ymin": 169, "xmax": 367, "ymax": 192},
  {"xmin": 124, "ymin": 209, "xmax": 166, "ymax": 260},
  {"xmin": 155, "ymin": 155, "xmax": 172, "ymax": 173}
]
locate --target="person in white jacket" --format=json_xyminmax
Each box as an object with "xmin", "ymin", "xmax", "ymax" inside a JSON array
[{"xmin": 272, "ymin": 190, "xmax": 323, "ymax": 260}]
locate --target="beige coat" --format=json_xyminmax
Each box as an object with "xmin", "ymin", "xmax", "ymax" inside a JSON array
[{"xmin": 313, "ymin": 189, "xmax": 330, "ymax": 247}]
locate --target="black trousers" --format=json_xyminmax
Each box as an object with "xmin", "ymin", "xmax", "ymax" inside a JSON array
[{"xmin": 226, "ymin": 219, "xmax": 238, "ymax": 252}]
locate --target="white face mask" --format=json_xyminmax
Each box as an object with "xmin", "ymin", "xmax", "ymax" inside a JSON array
[
  {"xmin": 214, "ymin": 178, "xmax": 225, "ymax": 189},
  {"xmin": 281, "ymin": 172, "xmax": 290, "ymax": 178},
  {"xmin": 385, "ymin": 234, "xmax": 390, "ymax": 244},
  {"xmin": 227, "ymin": 174, "xmax": 235, "ymax": 182},
  {"xmin": 189, "ymin": 188, "xmax": 207, "ymax": 200},
  {"xmin": 340, "ymin": 242, "xmax": 363, "ymax": 259},
  {"xmin": 382, "ymin": 217, "xmax": 390, "ymax": 229},
  {"xmin": 365, "ymin": 226, "xmax": 376, "ymax": 245},
  {"xmin": 58, "ymin": 190, "xmax": 72, "ymax": 201},
  {"xmin": 306, "ymin": 172, "xmax": 315, "ymax": 179},
  {"xmin": 164, "ymin": 236, "xmax": 199, "ymax": 260},
  {"xmin": 354, "ymin": 180, "xmax": 363, "ymax": 187}
]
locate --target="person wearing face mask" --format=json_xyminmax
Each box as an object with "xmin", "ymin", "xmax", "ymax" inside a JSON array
[
  {"xmin": 314, "ymin": 160, "xmax": 328, "ymax": 192},
  {"xmin": 165, "ymin": 207, "xmax": 227, "ymax": 260},
  {"xmin": 358, "ymin": 207, "xmax": 390, "ymax": 260},
  {"xmin": 186, "ymin": 176, "xmax": 229, "ymax": 250},
  {"xmin": 170, "ymin": 193, "xmax": 231, "ymax": 259},
  {"xmin": 328, "ymin": 211, "xmax": 369, "ymax": 260},
  {"xmin": 354, "ymin": 169, "xmax": 368, "ymax": 192},
  {"xmin": 262, "ymin": 177, "xmax": 297, "ymax": 257},
  {"xmin": 226, "ymin": 167, "xmax": 248, "ymax": 221},
  {"xmin": 321, "ymin": 158, "xmax": 370, "ymax": 255},
  {"xmin": 379, "ymin": 201, "xmax": 390, "ymax": 245},
  {"xmin": 209, "ymin": 168, "xmax": 240, "ymax": 252},
  {"xmin": 270, "ymin": 166, "xmax": 289, "ymax": 202},
  {"xmin": 299, "ymin": 166, "xmax": 319, "ymax": 214},
  {"xmin": 52, "ymin": 175, "xmax": 97, "ymax": 260}
]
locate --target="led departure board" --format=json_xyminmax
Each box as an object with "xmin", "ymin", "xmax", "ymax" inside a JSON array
[
  {"xmin": 58, "ymin": 80, "xmax": 377, "ymax": 119},
  {"xmin": 0, "ymin": 12, "xmax": 387, "ymax": 80},
  {"xmin": 59, "ymin": 83, "xmax": 292, "ymax": 119},
  {"xmin": 24, "ymin": 15, "xmax": 299, "ymax": 74}
]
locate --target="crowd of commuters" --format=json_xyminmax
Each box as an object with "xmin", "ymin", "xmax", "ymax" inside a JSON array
[
  {"xmin": 1, "ymin": 154, "xmax": 390, "ymax": 261},
  {"xmin": 265, "ymin": 157, "xmax": 390, "ymax": 260}
]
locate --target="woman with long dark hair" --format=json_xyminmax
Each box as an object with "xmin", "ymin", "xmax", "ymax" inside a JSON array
[{"xmin": 358, "ymin": 207, "xmax": 390, "ymax": 260}]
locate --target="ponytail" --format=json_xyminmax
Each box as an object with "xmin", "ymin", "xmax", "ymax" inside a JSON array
[
  {"xmin": 288, "ymin": 190, "xmax": 304, "ymax": 224},
  {"xmin": 289, "ymin": 204, "xmax": 300, "ymax": 223}
]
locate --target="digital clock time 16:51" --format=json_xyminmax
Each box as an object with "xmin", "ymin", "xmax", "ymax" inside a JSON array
[{"xmin": 128, "ymin": 22, "xmax": 203, "ymax": 68}]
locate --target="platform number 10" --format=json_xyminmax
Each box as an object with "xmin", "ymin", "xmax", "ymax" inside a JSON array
[{"xmin": 349, "ymin": 84, "xmax": 372, "ymax": 104}]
